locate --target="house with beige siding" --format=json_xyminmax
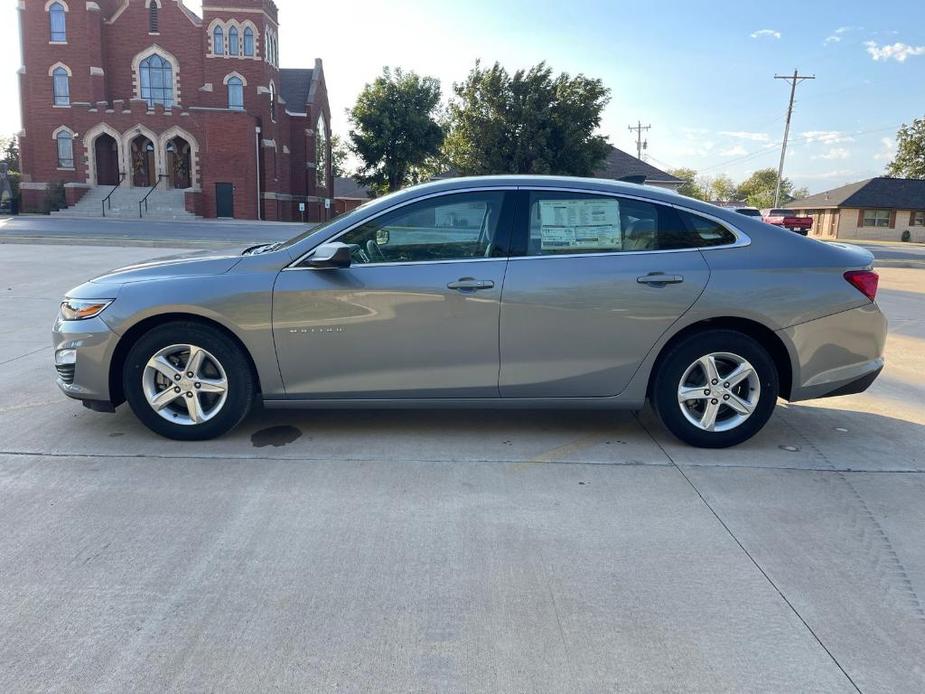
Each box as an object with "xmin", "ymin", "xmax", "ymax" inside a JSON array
[{"xmin": 786, "ymin": 177, "xmax": 925, "ymax": 242}]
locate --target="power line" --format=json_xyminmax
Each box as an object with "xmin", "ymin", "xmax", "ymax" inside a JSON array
[
  {"xmin": 628, "ymin": 121, "xmax": 651, "ymax": 160},
  {"xmin": 773, "ymin": 69, "xmax": 815, "ymax": 206},
  {"xmin": 696, "ymin": 124, "xmax": 901, "ymax": 174}
]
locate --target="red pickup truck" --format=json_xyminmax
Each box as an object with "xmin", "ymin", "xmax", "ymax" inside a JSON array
[{"xmin": 761, "ymin": 208, "xmax": 813, "ymax": 235}]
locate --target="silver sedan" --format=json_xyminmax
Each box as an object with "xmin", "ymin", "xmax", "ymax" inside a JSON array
[{"xmin": 53, "ymin": 176, "xmax": 886, "ymax": 447}]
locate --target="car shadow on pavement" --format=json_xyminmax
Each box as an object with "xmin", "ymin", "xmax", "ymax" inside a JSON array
[{"xmin": 13, "ymin": 397, "xmax": 921, "ymax": 473}]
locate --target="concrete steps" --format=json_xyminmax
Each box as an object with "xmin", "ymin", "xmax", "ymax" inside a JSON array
[{"xmin": 54, "ymin": 186, "xmax": 199, "ymax": 220}]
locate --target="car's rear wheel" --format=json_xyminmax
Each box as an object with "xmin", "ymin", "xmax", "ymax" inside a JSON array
[
  {"xmin": 123, "ymin": 322, "xmax": 255, "ymax": 440},
  {"xmin": 652, "ymin": 330, "xmax": 779, "ymax": 448}
]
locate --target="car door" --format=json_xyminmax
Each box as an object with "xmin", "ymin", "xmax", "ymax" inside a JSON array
[
  {"xmin": 273, "ymin": 189, "xmax": 514, "ymax": 398},
  {"xmin": 499, "ymin": 190, "xmax": 717, "ymax": 398}
]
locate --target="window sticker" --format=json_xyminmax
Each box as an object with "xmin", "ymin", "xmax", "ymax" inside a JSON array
[{"xmin": 538, "ymin": 199, "xmax": 622, "ymax": 250}]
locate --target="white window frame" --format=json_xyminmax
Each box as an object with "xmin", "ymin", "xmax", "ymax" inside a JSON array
[
  {"xmin": 862, "ymin": 209, "xmax": 891, "ymax": 228},
  {"xmin": 52, "ymin": 126, "xmax": 75, "ymax": 169},
  {"xmin": 49, "ymin": 62, "xmax": 72, "ymax": 106},
  {"xmin": 224, "ymin": 72, "xmax": 246, "ymax": 110}
]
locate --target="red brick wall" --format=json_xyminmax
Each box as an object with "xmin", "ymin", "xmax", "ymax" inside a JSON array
[{"xmin": 17, "ymin": 0, "xmax": 331, "ymax": 221}]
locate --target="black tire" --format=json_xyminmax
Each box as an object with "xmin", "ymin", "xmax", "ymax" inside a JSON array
[
  {"xmin": 122, "ymin": 321, "xmax": 256, "ymax": 441},
  {"xmin": 652, "ymin": 330, "xmax": 779, "ymax": 448}
]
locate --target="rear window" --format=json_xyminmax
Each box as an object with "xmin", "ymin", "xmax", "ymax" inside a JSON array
[
  {"xmin": 735, "ymin": 208, "xmax": 762, "ymax": 217},
  {"xmin": 769, "ymin": 209, "xmax": 791, "ymax": 216}
]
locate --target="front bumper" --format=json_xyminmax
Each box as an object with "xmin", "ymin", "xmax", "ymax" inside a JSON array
[
  {"xmin": 52, "ymin": 314, "xmax": 120, "ymax": 405},
  {"xmin": 781, "ymin": 302, "xmax": 887, "ymax": 402}
]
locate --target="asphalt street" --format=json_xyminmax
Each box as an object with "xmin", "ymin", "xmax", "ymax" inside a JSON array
[{"xmin": 0, "ymin": 240, "xmax": 923, "ymax": 692}]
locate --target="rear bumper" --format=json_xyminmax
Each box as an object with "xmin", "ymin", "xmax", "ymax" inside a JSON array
[{"xmin": 780, "ymin": 302, "xmax": 887, "ymax": 402}]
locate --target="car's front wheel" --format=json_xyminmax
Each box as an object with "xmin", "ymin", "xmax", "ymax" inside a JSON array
[
  {"xmin": 122, "ymin": 322, "xmax": 256, "ymax": 440},
  {"xmin": 652, "ymin": 330, "xmax": 779, "ymax": 448}
]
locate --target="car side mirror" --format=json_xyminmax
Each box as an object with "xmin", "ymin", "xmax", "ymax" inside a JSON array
[{"xmin": 306, "ymin": 242, "xmax": 357, "ymax": 269}]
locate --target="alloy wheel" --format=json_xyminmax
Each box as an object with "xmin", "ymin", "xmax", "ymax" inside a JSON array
[
  {"xmin": 141, "ymin": 344, "xmax": 228, "ymax": 425},
  {"xmin": 677, "ymin": 352, "xmax": 761, "ymax": 433}
]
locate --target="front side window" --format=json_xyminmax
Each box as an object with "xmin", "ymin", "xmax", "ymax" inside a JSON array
[
  {"xmin": 335, "ymin": 192, "xmax": 509, "ymax": 265},
  {"xmin": 139, "ymin": 53, "xmax": 174, "ymax": 108},
  {"xmin": 49, "ymin": 2, "xmax": 67, "ymax": 42},
  {"xmin": 243, "ymin": 27, "xmax": 255, "ymax": 56},
  {"xmin": 522, "ymin": 192, "xmax": 736, "ymax": 256},
  {"xmin": 862, "ymin": 209, "xmax": 891, "ymax": 227},
  {"xmin": 52, "ymin": 67, "xmax": 70, "ymax": 105},
  {"xmin": 228, "ymin": 27, "xmax": 239, "ymax": 55},
  {"xmin": 212, "ymin": 26, "xmax": 224, "ymax": 55},
  {"xmin": 911, "ymin": 211, "xmax": 925, "ymax": 226},
  {"xmin": 227, "ymin": 76, "xmax": 243, "ymax": 110},
  {"xmin": 56, "ymin": 130, "xmax": 74, "ymax": 168}
]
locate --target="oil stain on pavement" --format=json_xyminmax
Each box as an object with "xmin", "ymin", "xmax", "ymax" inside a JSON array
[{"xmin": 250, "ymin": 425, "xmax": 303, "ymax": 448}]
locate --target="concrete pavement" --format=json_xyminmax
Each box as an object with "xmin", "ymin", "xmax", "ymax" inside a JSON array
[{"xmin": 0, "ymin": 243, "xmax": 923, "ymax": 692}]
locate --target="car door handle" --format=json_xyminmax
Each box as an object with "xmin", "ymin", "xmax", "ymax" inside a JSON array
[
  {"xmin": 637, "ymin": 273, "xmax": 684, "ymax": 286},
  {"xmin": 447, "ymin": 278, "xmax": 495, "ymax": 290}
]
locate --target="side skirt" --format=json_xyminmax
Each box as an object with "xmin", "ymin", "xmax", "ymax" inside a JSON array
[{"xmin": 261, "ymin": 396, "xmax": 646, "ymax": 410}]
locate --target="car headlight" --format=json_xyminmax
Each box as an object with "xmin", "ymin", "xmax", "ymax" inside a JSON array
[{"xmin": 59, "ymin": 298, "xmax": 114, "ymax": 321}]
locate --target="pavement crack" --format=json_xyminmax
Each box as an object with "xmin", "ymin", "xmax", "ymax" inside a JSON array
[{"xmin": 634, "ymin": 413, "xmax": 864, "ymax": 694}]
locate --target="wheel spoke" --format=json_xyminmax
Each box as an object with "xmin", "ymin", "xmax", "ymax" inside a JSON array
[
  {"xmin": 699, "ymin": 400, "xmax": 721, "ymax": 431},
  {"xmin": 197, "ymin": 378, "xmax": 226, "ymax": 394},
  {"xmin": 147, "ymin": 355, "xmax": 181, "ymax": 381},
  {"xmin": 727, "ymin": 393, "xmax": 755, "ymax": 415},
  {"xmin": 185, "ymin": 393, "xmax": 204, "ymax": 424},
  {"xmin": 150, "ymin": 387, "xmax": 180, "ymax": 411},
  {"xmin": 186, "ymin": 346, "xmax": 206, "ymax": 377},
  {"xmin": 726, "ymin": 363, "xmax": 755, "ymax": 388},
  {"xmin": 678, "ymin": 386, "xmax": 710, "ymax": 403},
  {"xmin": 698, "ymin": 355, "xmax": 720, "ymax": 384}
]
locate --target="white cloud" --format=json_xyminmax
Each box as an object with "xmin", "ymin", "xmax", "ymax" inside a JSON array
[
  {"xmin": 719, "ymin": 145, "xmax": 748, "ymax": 157},
  {"xmin": 720, "ymin": 131, "xmax": 770, "ymax": 142},
  {"xmin": 750, "ymin": 29, "xmax": 781, "ymax": 40},
  {"xmin": 835, "ymin": 26, "xmax": 860, "ymax": 34},
  {"xmin": 801, "ymin": 130, "xmax": 855, "ymax": 145},
  {"xmin": 814, "ymin": 147, "xmax": 851, "ymax": 160},
  {"xmin": 873, "ymin": 137, "xmax": 896, "ymax": 161},
  {"xmin": 823, "ymin": 35, "xmax": 841, "ymax": 45},
  {"xmin": 864, "ymin": 41, "xmax": 925, "ymax": 62}
]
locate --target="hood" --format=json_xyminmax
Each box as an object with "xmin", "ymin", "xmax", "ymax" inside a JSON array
[{"xmin": 87, "ymin": 248, "xmax": 245, "ymax": 288}]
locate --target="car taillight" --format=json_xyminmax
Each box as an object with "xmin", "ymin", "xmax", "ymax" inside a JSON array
[{"xmin": 844, "ymin": 270, "xmax": 879, "ymax": 302}]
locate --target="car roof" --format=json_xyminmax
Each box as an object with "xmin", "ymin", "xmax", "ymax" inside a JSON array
[{"xmin": 375, "ymin": 175, "xmax": 735, "ymax": 217}]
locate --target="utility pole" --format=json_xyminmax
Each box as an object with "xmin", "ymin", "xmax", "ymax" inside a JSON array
[
  {"xmin": 628, "ymin": 121, "xmax": 651, "ymax": 160},
  {"xmin": 773, "ymin": 69, "xmax": 814, "ymax": 207}
]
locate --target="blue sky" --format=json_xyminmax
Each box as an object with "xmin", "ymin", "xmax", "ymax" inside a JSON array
[{"xmin": 2, "ymin": 0, "xmax": 924, "ymax": 192}]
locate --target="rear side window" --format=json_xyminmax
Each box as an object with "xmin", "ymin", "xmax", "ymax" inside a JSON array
[
  {"xmin": 521, "ymin": 192, "xmax": 737, "ymax": 255},
  {"xmin": 669, "ymin": 210, "xmax": 738, "ymax": 249}
]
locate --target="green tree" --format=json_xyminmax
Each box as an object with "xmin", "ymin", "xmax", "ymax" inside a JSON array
[
  {"xmin": 736, "ymin": 168, "xmax": 793, "ymax": 209},
  {"xmin": 1, "ymin": 135, "xmax": 20, "ymax": 172},
  {"xmin": 708, "ymin": 174, "xmax": 737, "ymax": 202},
  {"xmin": 791, "ymin": 186, "xmax": 810, "ymax": 201},
  {"xmin": 348, "ymin": 67, "xmax": 444, "ymax": 193},
  {"xmin": 330, "ymin": 134, "xmax": 350, "ymax": 178},
  {"xmin": 887, "ymin": 117, "xmax": 925, "ymax": 178},
  {"xmin": 444, "ymin": 61, "xmax": 611, "ymax": 176},
  {"xmin": 668, "ymin": 167, "xmax": 707, "ymax": 200}
]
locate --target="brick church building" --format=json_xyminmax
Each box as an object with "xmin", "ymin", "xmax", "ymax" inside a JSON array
[{"xmin": 17, "ymin": 0, "xmax": 333, "ymax": 221}]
